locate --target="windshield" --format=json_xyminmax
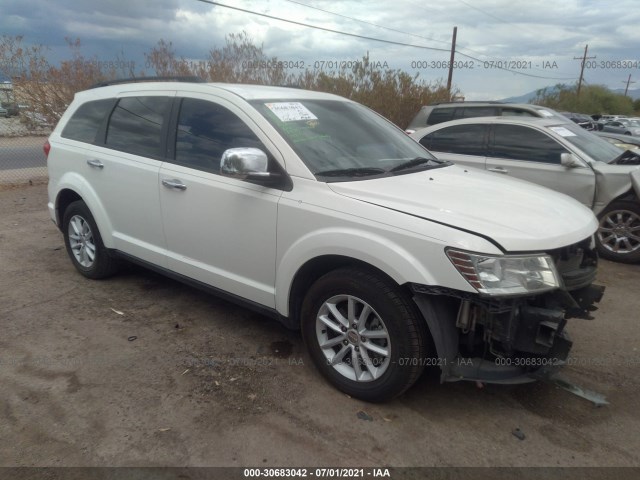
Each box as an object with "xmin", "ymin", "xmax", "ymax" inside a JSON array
[
  {"xmin": 546, "ymin": 122, "xmax": 624, "ymax": 162},
  {"xmin": 251, "ymin": 99, "xmax": 445, "ymax": 179}
]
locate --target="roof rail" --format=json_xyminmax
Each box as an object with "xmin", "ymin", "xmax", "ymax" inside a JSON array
[{"xmin": 89, "ymin": 76, "xmax": 205, "ymax": 89}]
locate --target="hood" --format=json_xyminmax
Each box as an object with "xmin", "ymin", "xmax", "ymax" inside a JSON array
[{"xmin": 328, "ymin": 165, "xmax": 598, "ymax": 252}]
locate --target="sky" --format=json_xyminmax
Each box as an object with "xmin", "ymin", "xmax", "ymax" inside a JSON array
[{"xmin": 1, "ymin": 0, "xmax": 640, "ymax": 100}]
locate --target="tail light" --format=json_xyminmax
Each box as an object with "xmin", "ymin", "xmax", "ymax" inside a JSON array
[{"xmin": 43, "ymin": 139, "xmax": 51, "ymax": 158}]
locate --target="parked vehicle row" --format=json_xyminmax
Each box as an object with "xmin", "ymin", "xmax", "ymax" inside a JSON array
[
  {"xmin": 600, "ymin": 118, "xmax": 640, "ymax": 136},
  {"xmin": 47, "ymin": 79, "xmax": 605, "ymax": 402},
  {"xmin": 405, "ymin": 101, "xmax": 564, "ymax": 133}
]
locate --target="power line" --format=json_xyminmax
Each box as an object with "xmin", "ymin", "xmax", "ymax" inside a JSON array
[
  {"xmin": 194, "ymin": 0, "xmax": 450, "ymax": 53},
  {"xmin": 282, "ymin": 0, "xmax": 453, "ymax": 47},
  {"xmin": 194, "ymin": 0, "xmax": 578, "ymax": 81},
  {"xmin": 401, "ymin": 0, "xmax": 577, "ymax": 67}
]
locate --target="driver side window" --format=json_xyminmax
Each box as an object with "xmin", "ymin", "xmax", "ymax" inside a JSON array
[
  {"xmin": 174, "ymin": 98, "xmax": 268, "ymax": 174},
  {"xmin": 491, "ymin": 124, "xmax": 568, "ymax": 164}
]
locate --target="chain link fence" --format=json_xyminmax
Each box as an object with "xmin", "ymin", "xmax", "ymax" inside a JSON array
[{"xmin": 0, "ymin": 113, "xmax": 51, "ymax": 186}]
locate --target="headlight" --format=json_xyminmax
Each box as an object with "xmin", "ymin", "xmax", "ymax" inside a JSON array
[{"xmin": 446, "ymin": 249, "xmax": 561, "ymax": 296}]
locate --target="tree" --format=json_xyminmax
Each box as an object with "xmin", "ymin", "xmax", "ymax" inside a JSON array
[
  {"xmin": 0, "ymin": 35, "xmax": 132, "ymax": 126},
  {"xmin": 2, "ymin": 32, "xmax": 456, "ymax": 128},
  {"xmin": 531, "ymin": 83, "xmax": 634, "ymax": 115}
]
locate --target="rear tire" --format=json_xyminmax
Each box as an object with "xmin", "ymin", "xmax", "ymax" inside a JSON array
[
  {"xmin": 300, "ymin": 267, "xmax": 430, "ymax": 402},
  {"xmin": 596, "ymin": 200, "xmax": 640, "ymax": 263},
  {"xmin": 62, "ymin": 200, "xmax": 118, "ymax": 278}
]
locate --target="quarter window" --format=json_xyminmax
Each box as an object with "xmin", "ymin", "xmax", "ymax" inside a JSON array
[
  {"xmin": 420, "ymin": 124, "xmax": 488, "ymax": 156},
  {"xmin": 61, "ymin": 99, "xmax": 115, "ymax": 143},
  {"xmin": 491, "ymin": 125, "xmax": 568, "ymax": 163},
  {"xmin": 105, "ymin": 96, "xmax": 171, "ymax": 157}
]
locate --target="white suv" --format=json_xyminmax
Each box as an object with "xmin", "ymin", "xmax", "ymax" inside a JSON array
[{"xmin": 47, "ymin": 79, "xmax": 604, "ymax": 401}]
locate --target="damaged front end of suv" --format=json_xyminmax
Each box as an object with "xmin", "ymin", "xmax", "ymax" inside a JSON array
[{"xmin": 412, "ymin": 236, "xmax": 605, "ymax": 384}]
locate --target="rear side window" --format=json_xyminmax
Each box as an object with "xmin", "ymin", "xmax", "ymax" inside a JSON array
[
  {"xmin": 106, "ymin": 96, "xmax": 171, "ymax": 158},
  {"xmin": 419, "ymin": 124, "xmax": 488, "ymax": 156},
  {"xmin": 501, "ymin": 108, "xmax": 536, "ymax": 117},
  {"xmin": 491, "ymin": 125, "xmax": 568, "ymax": 163},
  {"xmin": 426, "ymin": 107, "xmax": 456, "ymax": 125},
  {"xmin": 61, "ymin": 99, "xmax": 115, "ymax": 143},
  {"xmin": 459, "ymin": 107, "xmax": 498, "ymax": 119}
]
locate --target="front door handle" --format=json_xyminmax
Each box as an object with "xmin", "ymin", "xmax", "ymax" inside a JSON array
[
  {"xmin": 488, "ymin": 166, "xmax": 509, "ymax": 174},
  {"xmin": 87, "ymin": 159, "xmax": 104, "ymax": 169},
  {"xmin": 162, "ymin": 179, "xmax": 187, "ymax": 191}
]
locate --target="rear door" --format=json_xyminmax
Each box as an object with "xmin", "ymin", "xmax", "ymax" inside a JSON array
[
  {"xmin": 486, "ymin": 124, "xmax": 596, "ymax": 207},
  {"xmin": 66, "ymin": 93, "xmax": 174, "ymax": 266}
]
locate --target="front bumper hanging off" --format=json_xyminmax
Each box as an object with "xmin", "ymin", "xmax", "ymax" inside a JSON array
[{"xmin": 411, "ymin": 238, "xmax": 606, "ymax": 384}]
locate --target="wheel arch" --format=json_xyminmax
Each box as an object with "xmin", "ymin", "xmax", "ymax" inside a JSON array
[
  {"xmin": 55, "ymin": 189, "xmax": 83, "ymax": 229},
  {"xmin": 275, "ymin": 229, "xmax": 445, "ymax": 322},
  {"xmin": 54, "ymin": 173, "xmax": 115, "ymax": 247},
  {"xmin": 596, "ymin": 187, "xmax": 639, "ymax": 217},
  {"xmin": 285, "ymin": 255, "xmax": 411, "ymax": 329}
]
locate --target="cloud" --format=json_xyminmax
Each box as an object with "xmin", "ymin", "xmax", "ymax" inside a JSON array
[{"xmin": 1, "ymin": 0, "xmax": 638, "ymax": 98}]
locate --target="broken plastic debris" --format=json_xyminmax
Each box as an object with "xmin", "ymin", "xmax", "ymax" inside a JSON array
[
  {"xmin": 127, "ymin": 336, "xmax": 137, "ymax": 342},
  {"xmin": 549, "ymin": 375, "xmax": 609, "ymax": 407},
  {"xmin": 357, "ymin": 411, "xmax": 373, "ymax": 421},
  {"xmin": 110, "ymin": 308, "xmax": 124, "ymax": 316},
  {"xmin": 512, "ymin": 428, "xmax": 526, "ymax": 440},
  {"xmin": 159, "ymin": 428, "xmax": 171, "ymax": 432},
  {"xmin": 181, "ymin": 369, "xmax": 190, "ymax": 375}
]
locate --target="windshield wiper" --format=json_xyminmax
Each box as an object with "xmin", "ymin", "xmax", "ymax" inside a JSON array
[
  {"xmin": 388, "ymin": 157, "xmax": 448, "ymax": 173},
  {"xmin": 314, "ymin": 167, "xmax": 387, "ymax": 177}
]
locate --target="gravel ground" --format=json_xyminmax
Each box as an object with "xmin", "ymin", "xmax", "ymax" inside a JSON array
[{"xmin": 1, "ymin": 184, "xmax": 639, "ymax": 474}]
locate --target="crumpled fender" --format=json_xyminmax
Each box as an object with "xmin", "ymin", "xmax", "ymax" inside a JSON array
[{"xmin": 631, "ymin": 168, "xmax": 640, "ymax": 199}]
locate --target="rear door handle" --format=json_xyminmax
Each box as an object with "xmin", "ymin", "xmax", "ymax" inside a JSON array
[
  {"xmin": 87, "ymin": 159, "xmax": 104, "ymax": 169},
  {"xmin": 488, "ymin": 166, "xmax": 509, "ymax": 174},
  {"xmin": 162, "ymin": 179, "xmax": 187, "ymax": 191}
]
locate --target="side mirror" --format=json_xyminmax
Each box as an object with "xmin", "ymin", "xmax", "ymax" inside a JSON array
[
  {"xmin": 560, "ymin": 152, "xmax": 581, "ymax": 168},
  {"xmin": 220, "ymin": 147, "xmax": 269, "ymax": 178},
  {"xmin": 220, "ymin": 147, "xmax": 290, "ymax": 189}
]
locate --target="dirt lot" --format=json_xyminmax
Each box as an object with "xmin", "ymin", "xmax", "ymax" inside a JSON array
[{"xmin": 1, "ymin": 184, "xmax": 640, "ymax": 471}]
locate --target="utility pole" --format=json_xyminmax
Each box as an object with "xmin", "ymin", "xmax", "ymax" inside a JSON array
[
  {"xmin": 573, "ymin": 44, "xmax": 596, "ymax": 97},
  {"xmin": 623, "ymin": 74, "xmax": 636, "ymax": 97},
  {"xmin": 446, "ymin": 26, "xmax": 457, "ymax": 97}
]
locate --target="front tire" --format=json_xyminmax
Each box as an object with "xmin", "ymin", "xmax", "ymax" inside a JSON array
[
  {"xmin": 62, "ymin": 200, "xmax": 118, "ymax": 278},
  {"xmin": 596, "ymin": 200, "xmax": 640, "ymax": 263},
  {"xmin": 301, "ymin": 267, "xmax": 430, "ymax": 402}
]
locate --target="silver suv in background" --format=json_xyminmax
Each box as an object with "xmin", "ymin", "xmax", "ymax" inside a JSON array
[
  {"xmin": 411, "ymin": 116, "xmax": 640, "ymax": 263},
  {"xmin": 405, "ymin": 101, "xmax": 565, "ymax": 133}
]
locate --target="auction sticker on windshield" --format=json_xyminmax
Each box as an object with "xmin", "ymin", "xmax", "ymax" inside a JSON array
[
  {"xmin": 549, "ymin": 126, "xmax": 577, "ymax": 137},
  {"xmin": 265, "ymin": 102, "xmax": 318, "ymax": 122}
]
